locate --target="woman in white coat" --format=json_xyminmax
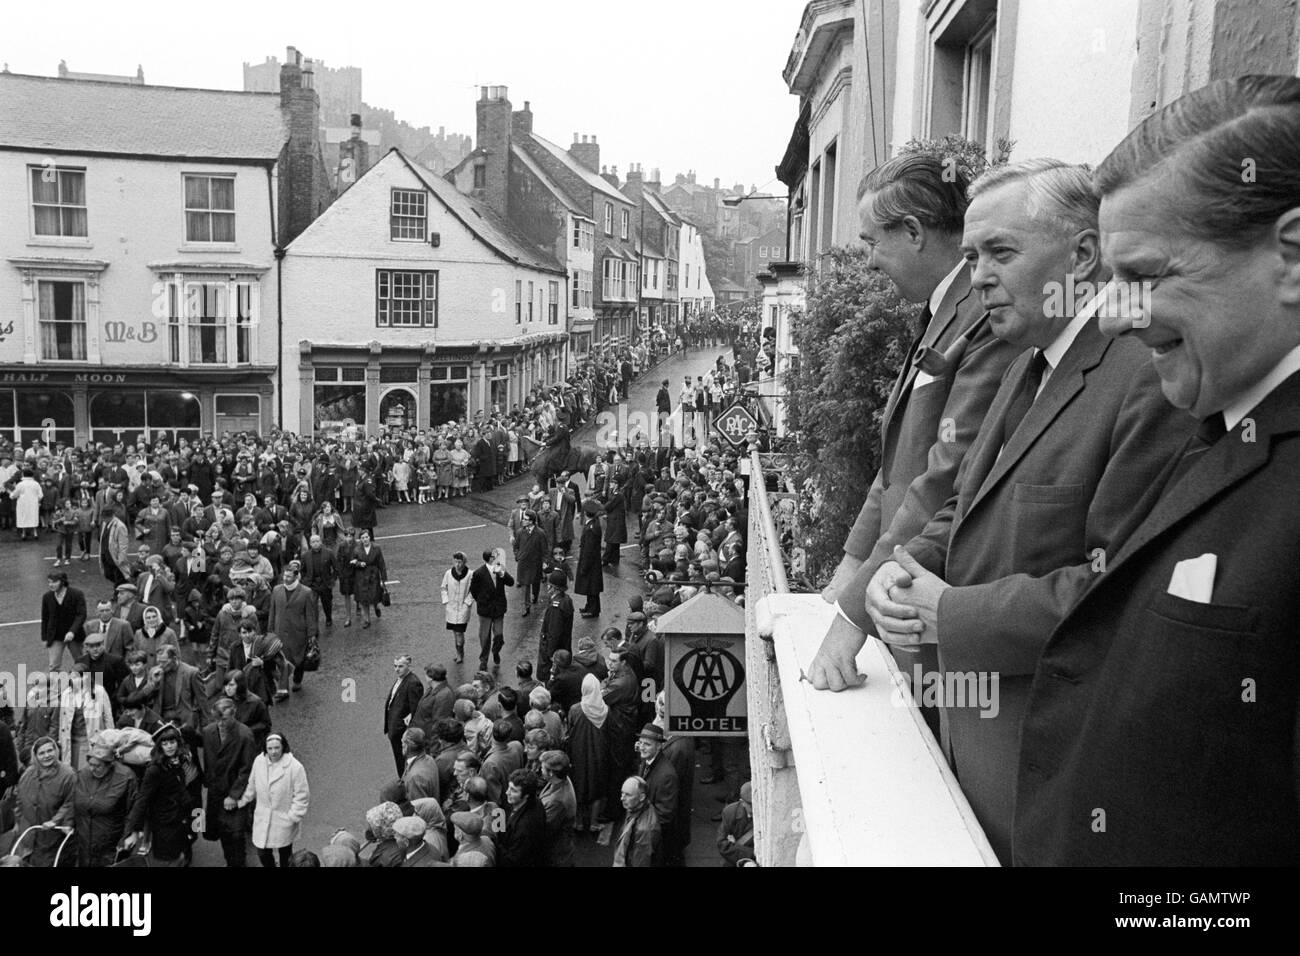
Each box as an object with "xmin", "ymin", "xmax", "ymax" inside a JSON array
[
  {"xmin": 10, "ymin": 469, "xmax": 43, "ymax": 540},
  {"xmin": 57, "ymin": 669, "xmax": 115, "ymax": 770},
  {"xmin": 237, "ymin": 731, "xmax": 310, "ymax": 867},
  {"xmin": 440, "ymin": 551, "xmax": 474, "ymax": 664}
]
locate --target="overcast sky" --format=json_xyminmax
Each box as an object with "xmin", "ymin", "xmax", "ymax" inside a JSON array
[{"xmin": 5, "ymin": 0, "xmax": 805, "ymax": 191}]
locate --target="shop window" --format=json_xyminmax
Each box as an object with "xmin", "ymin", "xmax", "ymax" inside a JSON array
[
  {"xmin": 313, "ymin": 384, "xmax": 366, "ymax": 435},
  {"xmin": 2, "ymin": 388, "xmax": 75, "ymax": 447}
]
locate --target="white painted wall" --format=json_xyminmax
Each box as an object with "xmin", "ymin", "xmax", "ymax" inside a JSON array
[
  {"xmin": 1006, "ymin": 0, "xmax": 1141, "ymax": 164},
  {"xmin": 0, "ymin": 150, "xmax": 277, "ymax": 368},
  {"xmin": 280, "ymin": 152, "xmax": 564, "ymax": 432}
]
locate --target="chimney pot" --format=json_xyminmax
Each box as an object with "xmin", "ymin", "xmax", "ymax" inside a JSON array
[
  {"xmin": 573, "ymin": 132, "xmax": 580, "ymax": 144},
  {"xmin": 591, "ymin": 135, "xmax": 597, "ymax": 144},
  {"xmin": 524, "ymin": 100, "xmax": 529, "ymax": 110}
]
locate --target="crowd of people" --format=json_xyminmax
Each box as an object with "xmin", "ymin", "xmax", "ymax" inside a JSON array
[{"xmin": 0, "ymin": 317, "xmax": 762, "ymax": 867}]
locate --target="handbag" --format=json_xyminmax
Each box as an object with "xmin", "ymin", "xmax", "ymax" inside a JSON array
[
  {"xmin": 380, "ymin": 584, "xmax": 392, "ymax": 607},
  {"xmin": 303, "ymin": 637, "xmax": 321, "ymax": 672}
]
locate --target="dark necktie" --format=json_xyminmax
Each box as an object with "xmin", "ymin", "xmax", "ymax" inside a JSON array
[
  {"xmin": 1165, "ymin": 413, "xmax": 1228, "ymax": 491},
  {"xmin": 1001, "ymin": 350, "xmax": 1050, "ymax": 444},
  {"xmin": 901, "ymin": 304, "xmax": 933, "ymax": 372}
]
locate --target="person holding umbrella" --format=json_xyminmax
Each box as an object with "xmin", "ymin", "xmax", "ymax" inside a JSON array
[{"xmin": 575, "ymin": 499, "xmax": 604, "ymax": 618}]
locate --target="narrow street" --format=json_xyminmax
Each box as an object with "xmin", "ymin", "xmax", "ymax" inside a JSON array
[{"xmin": 0, "ymin": 346, "xmax": 733, "ymax": 866}]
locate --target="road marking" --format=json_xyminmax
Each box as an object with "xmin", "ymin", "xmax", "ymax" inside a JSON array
[
  {"xmin": 376, "ymin": 524, "xmax": 486, "ymax": 541},
  {"xmin": 0, "ymin": 619, "xmax": 41, "ymax": 629}
]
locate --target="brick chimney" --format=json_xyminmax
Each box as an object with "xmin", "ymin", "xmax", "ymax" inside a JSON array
[
  {"xmin": 475, "ymin": 85, "xmax": 511, "ymax": 216},
  {"xmin": 625, "ymin": 163, "xmax": 643, "ymax": 187},
  {"xmin": 511, "ymin": 100, "xmax": 533, "ymax": 135},
  {"xmin": 337, "ymin": 113, "xmax": 370, "ymax": 193},
  {"xmin": 570, "ymin": 133, "xmax": 599, "ymax": 173},
  {"xmin": 278, "ymin": 46, "xmax": 326, "ymax": 246},
  {"xmin": 601, "ymin": 164, "xmax": 620, "ymax": 188}
]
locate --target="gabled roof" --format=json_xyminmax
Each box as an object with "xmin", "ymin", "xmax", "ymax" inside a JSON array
[
  {"xmin": 643, "ymin": 189, "xmax": 680, "ymax": 225},
  {"xmin": 0, "ymin": 72, "xmax": 287, "ymax": 161},
  {"xmin": 396, "ymin": 151, "xmax": 564, "ymax": 275},
  {"xmin": 526, "ymin": 132, "xmax": 628, "ymax": 204},
  {"xmin": 511, "ymin": 143, "xmax": 586, "ymax": 215}
]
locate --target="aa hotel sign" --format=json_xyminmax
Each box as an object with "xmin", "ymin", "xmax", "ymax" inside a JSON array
[{"xmin": 659, "ymin": 592, "xmax": 748, "ymax": 737}]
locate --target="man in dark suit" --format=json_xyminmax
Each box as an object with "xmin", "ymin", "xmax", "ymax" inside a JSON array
[
  {"xmin": 202, "ymin": 697, "xmax": 257, "ymax": 866},
  {"xmin": 469, "ymin": 549, "xmax": 513, "ymax": 670},
  {"xmin": 79, "ymin": 631, "xmax": 129, "ymax": 711},
  {"xmin": 655, "ymin": 379, "xmax": 672, "ymax": 443},
  {"xmin": 1014, "ymin": 77, "xmax": 1300, "ymax": 866},
  {"xmin": 635, "ymin": 723, "xmax": 679, "ymax": 861},
  {"xmin": 299, "ymin": 533, "xmax": 337, "ymax": 627},
  {"xmin": 83, "ymin": 598, "xmax": 134, "ymax": 660},
  {"xmin": 552, "ymin": 472, "xmax": 580, "ymax": 553},
  {"xmin": 40, "ymin": 570, "xmax": 86, "ymax": 671},
  {"xmin": 858, "ymin": 160, "xmax": 1192, "ymax": 864},
  {"xmin": 383, "ymin": 654, "xmax": 423, "ymax": 776},
  {"xmin": 810, "ymin": 154, "xmax": 1021, "ymax": 728},
  {"xmin": 472, "ymin": 433, "xmax": 496, "ymax": 493},
  {"xmin": 156, "ymin": 644, "xmax": 207, "ymax": 751}
]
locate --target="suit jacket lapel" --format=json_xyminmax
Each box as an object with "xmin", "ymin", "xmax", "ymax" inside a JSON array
[
  {"xmin": 1104, "ymin": 372, "xmax": 1300, "ymax": 578},
  {"xmin": 881, "ymin": 271, "xmax": 977, "ymax": 439},
  {"xmin": 966, "ymin": 320, "xmax": 1109, "ymax": 518}
]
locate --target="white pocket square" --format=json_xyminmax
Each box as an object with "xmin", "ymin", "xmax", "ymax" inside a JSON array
[
  {"xmin": 912, "ymin": 371, "xmax": 937, "ymax": 389},
  {"xmin": 1167, "ymin": 552, "xmax": 1217, "ymax": 604}
]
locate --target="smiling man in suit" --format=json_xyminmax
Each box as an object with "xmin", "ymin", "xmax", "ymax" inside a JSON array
[
  {"xmin": 859, "ymin": 159, "xmax": 1192, "ymax": 864},
  {"xmin": 810, "ymin": 153, "xmax": 1021, "ymax": 734},
  {"xmin": 1013, "ymin": 77, "xmax": 1300, "ymax": 866}
]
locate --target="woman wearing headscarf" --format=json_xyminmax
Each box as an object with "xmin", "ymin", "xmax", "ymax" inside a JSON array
[
  {"xmin": 238, "ymin": 731, "xmax": 310, "ymax": 868},
  {"xmin": 350, "ymin": 528, "xmax": 387, "ymax": 629},
  {"xmin": 564, "ymin": 674, "xmax": 611, "ymax": 831},
  {"xmin": 72, "ymin": 738, "xmax": 139, "ymax": 866},
  {"xmin": 133, "ymin": 605, "xmax": 179, "ymax": 667},
  {"xmin": 363, "ymin": 801, "xmax": 404, "ymax": 867},
  {"xmin": 125, "ymin": 724, "xmax": 200, "ymax": 866},
  {"xmin": 410, "ymin": 797, "xmax": 450, "ymax": 862},
  {"xmin": 57, "ymin": 669, "xmax": 114, "ymax": 771},
  {"xmin": 13, "ymin": 737, "xmax": 75, "ymax": 865},
  {"xmin": 222, "ymin": 670, "xmax": 271, "ymax": 751}
]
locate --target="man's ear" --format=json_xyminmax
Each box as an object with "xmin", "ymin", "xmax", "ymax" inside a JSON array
[{"xmin": 1274, "ymin": 207, "xmax": 1300, "ymax": 307}]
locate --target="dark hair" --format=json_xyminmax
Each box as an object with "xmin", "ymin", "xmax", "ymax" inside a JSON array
[
  {"xmin": 551, "ymin": 649, "xmax": 572, "ymax": 669},
  {"xmin": 47, "ymin": 570, "xmax": 68, "ymax": 586},
  {"xmin": 515, "ymin": 660, "xmax": 533, "ymax": 679},
  {"xmin": 508, "ymin": 768, "xmax": 540, "ymax": 799},
  {"xmin": 452, "ymin": 551, "xmax": 466, "ymax": 562},
  {"xmin": 289, "ymin": 850, "xmax": 320, "ymax": 868},
  {"xmin": 425, "ymin": 664, "xmax": 447, "ymax": 682},
  {"xmin": 264, "ymin": 732, "xmax": 291, "ymax": 754},
  {"xmin": 1095, "ymin": 75, "xmax": 1300, "ymax": 248},
  {"xmin": 540, "ymin": 750, "xmax": 570, "ymax": 778},
  {"xmin": 435, "ymin": 718, "xmax": 464, "ymax": 744},
  {"xmin": 497, "ymin": 687, "xmax": 518, "ymax": 713},
  {"xmin": 482, "ymin": 549, "xmax": 495, "ymax": 563},
  {"xmin": 491, "ymin": 718, "xmax": 513, "ymax": 743},
  {"xmin": 857, "ymin": 152, "xmax": 970, "ymax": 235}
]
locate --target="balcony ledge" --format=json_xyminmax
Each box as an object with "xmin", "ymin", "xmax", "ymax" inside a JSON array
[{"xmin": 758, "ymin": 594, "xmax": 999, "ymax": 867}]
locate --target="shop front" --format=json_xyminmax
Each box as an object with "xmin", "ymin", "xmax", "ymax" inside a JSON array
[{"xmin": 0, "ymin": 367, "xmax": 274, "ymax": 449}]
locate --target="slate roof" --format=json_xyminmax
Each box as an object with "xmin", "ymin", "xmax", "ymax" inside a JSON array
[
  {"xmin": 0, "ymin": 73, "xmax": 287, "ymax": 160},
  {"xmin": 526, "ymin": 132, "xmax": 628, "ymax": 203},
  {"xmin": 511, "ymin": 143, "xmax": 586, "ymax": 215},
  {"xmin": 399, "ymin": 151, "xmax": 565, "ymax": 275}
]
